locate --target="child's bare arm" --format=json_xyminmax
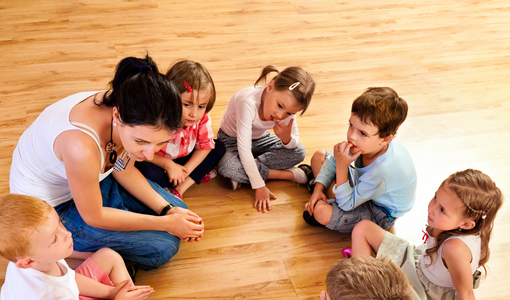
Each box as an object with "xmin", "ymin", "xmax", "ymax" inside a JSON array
[
  {"xmin": 76, "ymin": 274, "xmax": 154, "ymax": 300},
  {"xmin": 68, "ymin": 251, "xmax": 94, "ymax": 259},
  {"xmin": 442, "ymin": 239, "xmax": 476, "ymax": 300},
  {"xmin": 75, "ymin": 272, "xmax": 117, "ymax": 299}
]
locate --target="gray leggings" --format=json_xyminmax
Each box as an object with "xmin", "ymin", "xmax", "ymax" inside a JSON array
[{"xmin": 217, "ymin": 129, "xmax": 306, "ymax": 184}]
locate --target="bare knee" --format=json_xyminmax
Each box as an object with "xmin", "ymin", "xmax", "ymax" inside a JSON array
[
  {"xmin": 311, "ymin": 150, "xmax": 326, "ymax": 166},
  {"xmin": 94, "ymin": 247, "xmax": 118, "ymax": 257},
  {"xmin": 311, "ymin": 150, "xmax": 327, "ymax": 176},
  {"xmin": 91, "ymin": 248, "xmax": 123, "ymax": 264},
  {"xmin": 314, "ymin": 201, "xmax": 332, "ymax": 225},
  {"xmin": 352, "ymin": 220, "xmax": 377, "ymax": 239}
]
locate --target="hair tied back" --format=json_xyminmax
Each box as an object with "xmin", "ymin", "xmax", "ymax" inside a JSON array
[{"xmin": 139, "ymin": 66, "xmax": 152, "ymax": 73}]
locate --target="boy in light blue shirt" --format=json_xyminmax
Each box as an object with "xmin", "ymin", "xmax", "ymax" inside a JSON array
[{"xmin": 302, "ymin": 87, "xmax": 417, "ymax": 232}]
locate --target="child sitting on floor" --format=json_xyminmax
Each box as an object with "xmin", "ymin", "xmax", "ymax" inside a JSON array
[
  {"xmin": 217, "ymin": 65, "xmax": 315, "ymax": 212},
  {"xmin": 0, "ymin": 194, "xmax": 154, "ymax": 300},
  {"xmin": 350, "ymin": 169, "xmax": 503, "ymax": 299},
  {"xmin": 135, "ymin": 59, "xmax": 225, "ymax": 199},
  {"xmin": 303, "ymin": 87, "xmax": 417, "ymax": 231}
]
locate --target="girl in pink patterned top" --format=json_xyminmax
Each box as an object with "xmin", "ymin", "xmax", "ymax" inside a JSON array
[{"xmin": 135, "ymin": 60, "xmax": 225, "ymax": 198}]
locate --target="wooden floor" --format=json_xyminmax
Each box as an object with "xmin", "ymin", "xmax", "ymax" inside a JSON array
[{"xmin": 1, "ymin": 0, "xmax": 509, "ymax": 299}]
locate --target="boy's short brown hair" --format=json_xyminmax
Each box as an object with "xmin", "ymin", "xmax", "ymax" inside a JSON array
[
  {"xmin": 326, "ymin": 256, "xmax": 414, "ymax": 300},
  {"xmin": 351, "ymin": 87, "xmax": 408, "ymax": 138},
  {"xmin": 0, "ymin": 194, "xmax": 53, "ymax": 262}
]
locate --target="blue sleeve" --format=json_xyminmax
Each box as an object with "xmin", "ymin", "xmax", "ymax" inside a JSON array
[
  {"xmin": 332, "ymin": 171, "xmax": 387, "ymax": 211},
  {"xmin": 315, "ymin": 151, "xmax": 336, "ymax": 189}
]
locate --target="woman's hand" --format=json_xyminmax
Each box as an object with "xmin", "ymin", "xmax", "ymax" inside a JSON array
[
  {"xmin": 163, "ymin": 208, "xmax": 204, "ymax": 241},
  {"xmin": 254, "ymin": 186, "xmax": 277, "ymax": 213},
  {"xmin": 164, "ymin": 161, "xmax": 189, "ymax": 186},
  {"xmin": 305, "ymin": 191, "xmax": 328, "ymax": 215},
  {"xmin": 166, "ymin": 206, "xmax": 201, "ymax": 219}
]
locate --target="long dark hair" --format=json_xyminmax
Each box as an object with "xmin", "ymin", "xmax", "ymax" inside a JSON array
[{"xmin": 96, "ymin": 55, "xmax": 182, "ymax": 131}]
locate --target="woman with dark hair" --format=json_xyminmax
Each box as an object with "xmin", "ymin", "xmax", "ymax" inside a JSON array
[{"xmin": 9, "ymin": 55, "xmax": 204, "ymax": 270}]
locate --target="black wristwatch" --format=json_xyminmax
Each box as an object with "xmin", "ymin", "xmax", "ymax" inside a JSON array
[{"xmin": 160, "ymin": 204, "xmax": 175, "ymax": 216}]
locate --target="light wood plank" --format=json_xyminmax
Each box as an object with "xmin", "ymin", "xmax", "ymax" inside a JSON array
[{"xmin": 1, "ymin": 0, "xmax": 509, "ymax": 299}]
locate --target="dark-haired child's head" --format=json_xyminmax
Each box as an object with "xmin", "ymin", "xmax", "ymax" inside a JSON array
[{"xmin": 321, "ymin": 256, "xmax": 414, "ymax": 300}]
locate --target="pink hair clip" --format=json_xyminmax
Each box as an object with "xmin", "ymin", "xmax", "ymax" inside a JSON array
[
  {"xmin": 481, "ymin": 215, "xmax": 487, "ymax": 219},
  {"xmin": 277, "ymin": 70, "xmax": 281, "ymax": 75},
  {"xmin": 183, "ymin": 81, "xmax": 193, "ymax": 93}
]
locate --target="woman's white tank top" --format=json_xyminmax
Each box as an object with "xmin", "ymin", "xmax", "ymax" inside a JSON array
[{"xmin": 9, "ymin": 91, "xmax": 114, "ymax": 207}]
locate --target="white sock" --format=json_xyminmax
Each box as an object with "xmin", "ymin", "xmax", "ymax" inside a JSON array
[{"xmin": 286, "ymin": 167, "xmax": 307, "ymax": 184}]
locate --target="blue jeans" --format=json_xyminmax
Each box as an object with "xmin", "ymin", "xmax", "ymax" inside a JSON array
[{"xmin": 55, "ymin": 175, "xmax": 187, "ymax": 270}]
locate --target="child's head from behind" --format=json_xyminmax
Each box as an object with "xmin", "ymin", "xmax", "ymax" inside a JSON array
[
  {"xmin": 255, "ymin": 65, "xmax": 315, "ymax": 116},
  {"xmin": 322, "ymin": 256, "xmax": 414, "ymax": 300},
  {"xmin": 0, "ymin": 194, "xmax": 73, "ymax": 267},
  {"xmin": 351, "ymin": 87, "xmax": 408, "ymax": 139},
  {"xmin": 166, "ymin": 60, "xmax": 216, "ymax": 127},
  {"xmin": 426, "ymin": 169, "xmax": 503, "ymax": 270}
]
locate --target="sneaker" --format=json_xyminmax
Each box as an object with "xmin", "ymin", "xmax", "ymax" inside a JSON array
[
  {"xmin": 341, "ymin": 248, "xmax": 352, "ymax": 258},
  {"xmin": 201, "ymin": 173, "xmax": 211, "ymax": 183},
  {"xmin": 200, "ymin": 169, "xmax": 218, "ymax": 183},
  {"xmin": 298, "ymin": 164, "xmax": 316, "ymax": 192},
  {"xmin": 230, "ymin": 179, "xmax": 240, "ymax": 190},
  {"xmin": 286, "ymin": 166, "xmax": 308, "ymax": 184},
  {"xmin": 124, "ymin": 260, "xmax": 139, "ymax": 283},
  {"xmin": 302, "ymin": 211, "xmax": 326, "ymax": 228},
  {"xmin": 163, "ymin": 187, "xmax": 182, "ymax": 200}
]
